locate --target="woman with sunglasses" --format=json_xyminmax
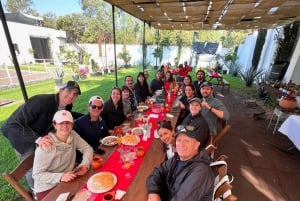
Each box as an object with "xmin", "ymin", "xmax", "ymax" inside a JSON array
[
  {"xmin": 157, "ymin": 120, "xmax": 176, "ymax": 159},
  {"xmin": 101, "ymin": 87, "xmax": 126, "ymax": 135},
  {"xmin": 73, "ymin": 96, "xmax": 108, "ymax": 150}
]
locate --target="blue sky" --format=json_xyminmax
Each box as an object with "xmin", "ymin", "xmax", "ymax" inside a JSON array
[{"xmin": 31, "ymin": 0, "xmax": 82, "ymax": 16}]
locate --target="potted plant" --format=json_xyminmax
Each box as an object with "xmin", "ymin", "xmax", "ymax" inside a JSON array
[
  {"xmin": 49, "ymin": 67, "xmax": 64, "ymax": 86},
  {"xmin": 118, "ymin": 45, "xmax": 131, "ymax": 68}
]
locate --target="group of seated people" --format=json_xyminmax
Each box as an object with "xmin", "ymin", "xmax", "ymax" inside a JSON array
[{"xmin": 1, "ymin": 65, "xmax": 230, "ymax": 200}]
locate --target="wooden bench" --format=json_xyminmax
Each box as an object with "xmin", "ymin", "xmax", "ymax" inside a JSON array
[{"xmin": 220, "ymin": 79, "xmax": 230, "ymax": 92}]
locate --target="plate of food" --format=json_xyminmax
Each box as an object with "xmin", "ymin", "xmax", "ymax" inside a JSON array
[
  {"xmin": 137, "ymin": 105, "xmax": 149, "ymax": 112},
  {"xmin": 122, "ymin": 134, "xmax": 140, "ymax": 146},
  {"xmin": 87, "ymin": 172, "xmax": 117, "ymax": 193},
  {"xmin": 101, "ymin": 136, "xmax": 117, "ymax": 146},
  {"xmin": 131, "ymin": 127, "xmax": 144, "ymax": 136}
]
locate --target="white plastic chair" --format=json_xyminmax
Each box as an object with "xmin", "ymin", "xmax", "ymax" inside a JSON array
[{"xmin": 267, "ymin": 107, "xmax": 289, "ymax": 135}]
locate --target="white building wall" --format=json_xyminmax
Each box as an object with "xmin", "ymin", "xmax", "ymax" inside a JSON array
[
  {"xmin": 283, "ymin": 37, "xmax": 300, "ymax": 84},
  {"xmin": 257, "ymin": 29, "xmax": 278, "ymax": 72},
  {"xmin": 237, "ymin": 31, "xmax": 257, "ymax": 72},
  {"xmin": 0, "ymin": 21, "xmax": 66, "ymax": 65}
]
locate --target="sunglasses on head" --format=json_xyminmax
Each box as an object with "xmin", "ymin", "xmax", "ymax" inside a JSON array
[
  {"xmin": 176, "ymin": 125, "xmax": 195, "ymax": 132},
  {"xmin": 90, "ymin": 105, "xmax": 103, "ymax": 110}
]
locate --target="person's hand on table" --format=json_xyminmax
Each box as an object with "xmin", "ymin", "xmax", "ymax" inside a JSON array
[
  {"xmin": 148, "ymin": 194, "xmax": 161, "ymax": 201},
  {"xmin": 37, "ymin": 135, "xmax": 53, "ymax": 149},
  {"xmin": 108, "ymin": 129, "xmax": 115, "ymax": 135},
  {"xmin": 126, "ymin": 113, "xmax": 134, "ymax": 119},
  {"xmin": 60, "ymin": 172, "xmax": 77, "ymax": 182},
  {"xmin": 72, "ymin": 165, "xmax": 88, "ymax": 176}
]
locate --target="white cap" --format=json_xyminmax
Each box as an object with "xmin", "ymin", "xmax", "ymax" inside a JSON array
[
  {"xmin": 53, "ymin": 110, "xmax": 73, "ymax": 123},
  {"xmin": 88, "ymin": 96, "xmax": 104, "ymax": 105}
]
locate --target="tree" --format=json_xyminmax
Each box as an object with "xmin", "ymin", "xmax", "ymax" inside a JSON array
[
  {"xmin": 42, "ymin": 13, "xmax": 57, "ymax": 29},
  {"xmin": 56, "ymin": 14, "xmax": 88, "ymax": 42},
  {"xmin": 5, "ymin": 0, "xmax": 37, "ymax": 14},
  {"xmin": 252, "ymin": 29, "xmax": 267, "ymax": 70}
]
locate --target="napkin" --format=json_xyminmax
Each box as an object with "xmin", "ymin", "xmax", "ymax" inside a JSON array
[
  {"xmin": 166, "ymin": 113, "xmax": 174, "ymax": 118},
  {"xmin": 115, "ymin": 189, "xmax": 126, "ymax": 200},
  {"xmin": 149, "ymin": 114, "xmax": 158, "ymax": 118},
  {"xmin": 154, "ymin": 129, "xmax": 160, "ymax": 139},
  {"xmin": 55, "ymin": 192, "xmax": 70, "ymax": 201}
]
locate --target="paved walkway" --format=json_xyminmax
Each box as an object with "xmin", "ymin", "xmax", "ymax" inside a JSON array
[
  {"xmin": 214, "ymin": 87, "xmax": 300, "ymax": 201},
  {"xmin": 0, "ymin": 69, "xmax": 51, "ymax": 89}
]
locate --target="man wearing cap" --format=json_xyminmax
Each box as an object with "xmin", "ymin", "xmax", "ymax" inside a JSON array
[
  {"xmin": 32, "ymin": 110, "xmax": 93, "ymax": 200},
  {"xmin": 73, "ymin": 96, "xmax": 108, "ymax": 150},
  {"xmin": 181, "ymin": 97, "xmax": 210, "ymax": 147},
  {"xmin": 200, "ymin": 81, "xmax": 230, "ymax": 137},
  {"xmin": 146, "ymin": 126, "xmax": 214, "ymax": 201},
  {"xmin": 1, "ymin": 80, "xmax": 81, "ymax": 189}
]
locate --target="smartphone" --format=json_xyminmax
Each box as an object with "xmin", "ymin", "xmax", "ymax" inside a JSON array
[{"xmin": 94, "ymin": 148, "xmax": 106, "ymax": 155}]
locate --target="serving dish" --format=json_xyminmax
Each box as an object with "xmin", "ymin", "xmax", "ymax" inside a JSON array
[
  {"xmin": 87, "ymin": 172, "xmax": 117, "ymax": 193},
  {"xmin": 131, "ymin": 127, "xmax": 144, "ymax": 136},
  {"xmin": 122, "ymin": 134, "xmax": 140, "ymax": 146},
  {"xmin": 101, "ymin": 136, "xmax": 117, "ymax": 146},
  {"xmin": 137, "ymin": 105, "xmax": 149, "ymax": 112}
]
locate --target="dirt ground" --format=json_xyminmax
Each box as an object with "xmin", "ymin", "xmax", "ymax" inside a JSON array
[{"xmin": 213, "ymin": 87, "xmax": 300, "ymax": 201}]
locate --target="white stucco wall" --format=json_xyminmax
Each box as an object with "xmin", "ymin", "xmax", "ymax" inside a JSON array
[
  {"xmin": 0, "ymin": 20, "xmax": 66, "ymax": 65},
  {"xmin": 283, "ymin": 36, "xmax": 300, "ymax": 84}
]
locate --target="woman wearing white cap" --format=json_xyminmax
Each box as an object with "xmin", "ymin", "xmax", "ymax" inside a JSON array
[{"xmin": 32, "ymin": 110, "xmax": 93, "ymax": 200}]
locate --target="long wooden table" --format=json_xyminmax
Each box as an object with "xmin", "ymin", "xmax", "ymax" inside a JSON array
[{"xmin": 42, "ymin": 98, "xmax": 181, "ymax": 201}]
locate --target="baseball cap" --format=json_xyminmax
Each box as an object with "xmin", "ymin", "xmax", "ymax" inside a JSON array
[
  {"xmin": 200, "ymin": 81, "xmax": 213, "ymax": 89},
  {"xmin": 53, "ymin": 110, "xmax": 73, "ymax": 123},
  {"xmin": 174, "ymin": 125, "xmax": 201, "ymax": 142},
  {"xmin": 88, "ymin": 96, "xmax": 104, "ymax": 105},
  {"xmin": 189, "ymin": 97, "xmax": 202, "ymax": 104},
  {"xmin": 60, "ymin": 81, "xmax": 81, "ymax": 95}
]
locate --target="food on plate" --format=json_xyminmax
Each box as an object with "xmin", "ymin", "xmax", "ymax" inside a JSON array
[
  {"xmin": 122, "ymin": 134, "xmax": 139, "ymax": 145},
  {"xmin": 137, "ymin": 105, "xmax": 148, "ymax": 111},
  {"xmin": 91, "ymin": 172, "xmax": 115, "ymax": 191},
  {"xmin": 132, "ymin": 127, "xmax": 144, "ymax": 136},
  {"xmin": 101, "ymin": 136, "xmax": 117, "ymax": 146}
]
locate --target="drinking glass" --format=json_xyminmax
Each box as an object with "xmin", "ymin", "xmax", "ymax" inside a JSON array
[{"xmin": 120, "ymin": 147, "xmax": 132, "ymax": 179}]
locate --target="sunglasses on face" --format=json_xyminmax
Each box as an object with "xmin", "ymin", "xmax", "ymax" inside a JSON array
[{"xmin": 90, "ymin": 105, "xmax": 103, "ymax": 110}]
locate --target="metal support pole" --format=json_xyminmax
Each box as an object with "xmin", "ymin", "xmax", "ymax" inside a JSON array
[
  {"xmin": 142, "ymin": 21, "xmax": 146, "ymax": 72},
  {"xmin": 112, "ymin": 5, "xmax": 118, "ymax": 86},
  {"xmin": 0, "ymin": 1, "xmax": 28, "ymax": 101}
]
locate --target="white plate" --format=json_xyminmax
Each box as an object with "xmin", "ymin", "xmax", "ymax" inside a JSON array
[
  {"xmin": 122, "ymin": 135, "xmax": 140, "ymax": 146},
  {"xmin": 87, "ymin": 172, "xmax": 117, "ymax": 193},
  {"xmin": 101, "ymin": 136, "xmax": 117, "ymax": 146},
  {"xmin": 137, "ymin": 105, "xmax": 149, "ymax": 111},
  {"xmin": 131, "ymin": 127, "xmax": 144, "ymax": 136}
]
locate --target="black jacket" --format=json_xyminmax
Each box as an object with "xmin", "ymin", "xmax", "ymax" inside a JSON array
[
  {"xmin": 1, "ymin": 94, "xmax": 73, "ymax": 154},
  {"xmin": 181, "ymin": 113, "xmax": 210, "ymax": 147},
  {"xmin": 146, "ymin": 150, "xmax": 214, "ymax": 201},
  {"xmin": 101, "ymin": 100, "xmax": 126, "ymax": 130}
]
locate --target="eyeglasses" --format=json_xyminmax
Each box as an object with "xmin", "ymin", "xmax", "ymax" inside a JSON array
[
  {"xmin": 176, "ymin": 125, "xmax": 195, "ymax": 132},
  {"xmin": 90, "ymin": 105, "xmax": 103, "ymax": 110}
]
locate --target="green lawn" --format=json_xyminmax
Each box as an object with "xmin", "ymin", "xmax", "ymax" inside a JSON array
[{"xmin": 0, "ymin": 66, "xmax": 256, "ymax": 200}]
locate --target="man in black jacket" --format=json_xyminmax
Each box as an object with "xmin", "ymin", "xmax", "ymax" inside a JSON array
[
  {"xmin": 146, "ymin": 127, "xmax": 214, "ymax": 201},
  {"xmin": 1, "ymin": 80, "xmax": 81, "ymax": 189}
]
